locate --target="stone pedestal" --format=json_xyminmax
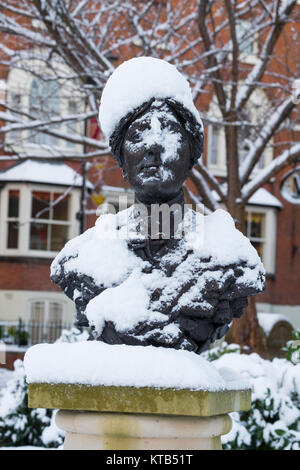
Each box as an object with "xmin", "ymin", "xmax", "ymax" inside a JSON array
[
  {"xmin": 56, "ymin": 410, "xmax": 232, "ymax": 450},
  {"xmin": 28, "ymin": 383, "xmax": 251, "ymax": 450}
]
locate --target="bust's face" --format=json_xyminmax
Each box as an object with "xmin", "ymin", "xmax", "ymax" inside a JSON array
[{"xmin": 122, "ymin": 100, "xmax": 191, "ymax": 204}]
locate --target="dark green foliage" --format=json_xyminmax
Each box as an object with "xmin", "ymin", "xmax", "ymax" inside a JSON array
[{"xmin": 0, "ymin": 360, "xmax": 63, "ymax": 448}]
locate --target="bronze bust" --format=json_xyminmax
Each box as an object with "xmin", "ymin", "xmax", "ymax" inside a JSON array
[{"xmin": 51, "ymin": 58, "xmax": 265, "ymax": 354}]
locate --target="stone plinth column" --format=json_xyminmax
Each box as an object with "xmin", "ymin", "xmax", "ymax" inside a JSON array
[{"xmin": 28, "ymin": 383, "xmax": 251, "ymax": 450}]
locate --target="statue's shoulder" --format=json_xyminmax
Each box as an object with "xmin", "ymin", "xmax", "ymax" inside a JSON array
[
  {"xmin": 183, "ymin": 208, "xmax": 262, "ymax": 265},
  {"xmin": 50, "ymin": 209, "xmax": 142, "ymax": 290},
  {"xmin": 181, "ymin": 208, "xmax": 265, "ymax": 293}
]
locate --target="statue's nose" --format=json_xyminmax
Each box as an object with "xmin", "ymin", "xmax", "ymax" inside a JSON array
[{"xmin": 143, "ymin": 144, "xmax": 163, "ymax": 165}]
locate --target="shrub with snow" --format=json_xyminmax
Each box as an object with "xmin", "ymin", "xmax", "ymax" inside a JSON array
[
  {"xmin": 0, "ymin": 360, "xmax": 63, "ymax": 448},
  {"xmin": 206, "ymin": 342, "xmax": 300, "ymax": 450},
  {"xmin": 0, "ymin": 328, "xmax": 88, "ymax": 448},
  {"xmin": 283, "ymin": 329, "xmax": 300, "ymax": 366}
]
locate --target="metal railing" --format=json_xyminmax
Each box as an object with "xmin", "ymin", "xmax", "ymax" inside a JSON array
[{"xmin": 0, "ymin": 320, "xmax": 72, "ymax": 346}]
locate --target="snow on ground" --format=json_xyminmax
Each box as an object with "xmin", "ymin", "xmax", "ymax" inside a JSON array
[{"xmin": 24, "ymin": 341, "xmax": 250, "ymax": 392}]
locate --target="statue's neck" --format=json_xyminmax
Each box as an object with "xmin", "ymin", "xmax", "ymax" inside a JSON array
[
  {"xmin": 134, "ymin": 189, "xmax": 185, "ymax": 214},
  {"xmin": 133, "ymin": 189, "xmax": 185, "ymax": 240}
]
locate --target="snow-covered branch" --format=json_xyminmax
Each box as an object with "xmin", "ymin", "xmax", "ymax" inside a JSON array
[
  {"xmin": 194, "ymin": 161, "xmax": 227, "ymax": 202},
  {"xmin": 239, "ymin": 95, "xmax": 296, "ymax": 184},
  {"xmin": 242, "ymin": 143, "xmax": 300, "ymax": 202},
  {"xmin": 190, "ymin": 168, "xmax": 220, "ymax": 212},
  {"xmin": 235, "ymin": 0, "xmax": 298, "ymax": 112}
]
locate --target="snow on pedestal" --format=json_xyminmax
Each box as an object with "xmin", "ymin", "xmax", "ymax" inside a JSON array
[
  {"xmin": 25, "ymin": 342, "xmax": 251, "ymax": 450},
  {"xmin": 25, "ymin": 341, "xmax": 249, "ymax": 392}
]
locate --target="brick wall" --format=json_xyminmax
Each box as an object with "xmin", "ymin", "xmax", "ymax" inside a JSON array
[
  {"xmin": 0, "ymin": 258, "xmax": 59, "ymax": 291},
  {"xmin": 0, "ymin": 351, "xmax": 25, "ymax": 371}
]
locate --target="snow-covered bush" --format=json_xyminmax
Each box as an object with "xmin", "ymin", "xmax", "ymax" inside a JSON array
[
  {"xmin": 202, "ymin": 341, "xmax": 240, "ymax": 361},
  {"xmin": 283, "ymin": 329, "xmax": 300, "ymax": 365},
  {"xmin": 206, "ymin": 342, "xmax": 300, "ymax": 450},
  {"xmin": 55, "ymin": 326, "xmax": 90, "ymax": 343},
  {"xmin": 0, "ymin": 360, "xmax": 63, "ymax": 448},
  {"xmin": 0, "ymin": 327, "xmax": 88, "ymax": 448}
]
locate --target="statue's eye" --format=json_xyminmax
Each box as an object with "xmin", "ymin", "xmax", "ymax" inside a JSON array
[
  {"xmin": 163, "ymin": 122, "xmax": 181, "ymax": 133},
  {"xmin": 127, "ymin": 122, "xmax": 151, "ymax": 141},
  {"xmin": 126, "ymin": 128, "xmax": 140, "ymax": 141}
]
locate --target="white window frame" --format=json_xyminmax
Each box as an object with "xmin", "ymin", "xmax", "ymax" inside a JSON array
[
  {"xmin": 245, "ymin": 205, "xmax": 277, "ymax": 275},
  {"xmin": 0, "ymin": 183, "xmax": 80, "ymax": 258}
]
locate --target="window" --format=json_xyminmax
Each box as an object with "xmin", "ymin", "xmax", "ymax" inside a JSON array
[
  {"xmin": 208, "ymin": 125, "xmax": 219, "ymax": 165},
  {"xmin": 245, "ymin": 212, "xmax": 266, "ymax": 260},
  {"xmin": 207, "ymin": 124, "xmax": 226, "ymax": 171},
  {"xmin": 10, "ymin": 92, "xmax": 22, "ymax": 142},
  {"xmin": 236, "ymin": 21, "xmax": 255, "ymax": 55},
  {"xmin": 29, "ymin": 300, "xmax": 65, "ymax": 344},
  {"xmin": 245, "ymin": 207, "xmax": 277, "ymax": 275},
  {"xmin": 30, "ymin": 191, "xmax": 70, "ymax": 251},
  {"xmin": 66, "ymin": 99, "xmax": 78, "ymax": 148},
  {"xmin": 6, "ymin": 190, "xmax": 20, "ymax": 249},
  {"xmin": 6, "ymin": 63, "xmax": 85, "ymax": 156},
  {"xmin": 0, "ymin": 183, "xmax": 80, "ymax": 257},
  {"xmin": 29, "ymin": 78, "xmax": 60, "ymax": 146}
]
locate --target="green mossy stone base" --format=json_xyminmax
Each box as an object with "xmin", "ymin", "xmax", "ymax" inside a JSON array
[{"xmin": 28, "ymin": 383, "xmax": 251, "ymax": 417}]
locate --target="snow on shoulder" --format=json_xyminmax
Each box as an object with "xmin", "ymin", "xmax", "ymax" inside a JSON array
[
  {"xmin": 24, "ymin": 341, "xmax": 250, "ymax": 392},
  {"xmin": 201, "ymin": 209, "xmax": 263, "ymax": 267},
  {"xmin": 99, "ymin": 57, "xmax": 202, "ymax": 138}
]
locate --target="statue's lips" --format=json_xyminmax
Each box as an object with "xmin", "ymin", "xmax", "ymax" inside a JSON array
[{"xmin": 139, "ymin": 165, "xmax": 160, "ymax": 175}]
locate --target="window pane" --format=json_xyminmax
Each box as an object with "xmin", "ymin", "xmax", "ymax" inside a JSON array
[
  {"xmin": 47, "ymin": 302, "xmax": 63, "ymax": 343},
  {"xmin": 67, "ymin": 100, "xmax": 77, "ymax": 148},
  {"xmin": 251, "ymin": 241, "xmax": 264, "ymax": 259},
  {"xmin": 31, "ymin": 191, "xmax": 50, "ymax": 219},
  {"xmin": 30, "ymin": 222, "xmax": 49, "ymax": 250},
  {"xmin": 53, "ymin": 193, "xmax": 69, "ymax": 221},
  {"xmin": 29, "ymin": 78, "xmax": 60, "ymax": 146},
  {"xmin": 31, "ymin": 301, "xmax": 45, "ymax": 322},
  {"xmin": 8, "ymin": 190, "xmax": 20, "ymax": 218},
  {"xmin": 50, "ymin": 224, "xmax": 69, "ymax": 251},
  {"xmin": 236, "ymin": 21, "xmax": 254, "ymax": 54},
  {"xmin": 7, "ymin": 221, "xmax": 19, "ymax": 249},
  {"xmin": 209, "ymin": 126, "xmax": 219, "ymax": 165},
  {"xmin": 250, "ymin": 213, "xmax": 265, "ymax": 238},
  {"xmin": 10, "ymin": 94, "xmax": 22, "ymax": 141},
  {"xmin": 258, "ymin": 154, "xmax": 264, "ymax": 169},
  {"xmin": 30, "ymin": 301, "xmax": 45, "ymax": 345},
  {"xmin": 49, "ymin": 302, "xmax": 63, "ymax": 322}
]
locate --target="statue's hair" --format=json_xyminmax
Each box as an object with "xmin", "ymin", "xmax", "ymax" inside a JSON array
[{"xmin": 109, "ymin": 97, "xmax": 204, "ymax": 170}]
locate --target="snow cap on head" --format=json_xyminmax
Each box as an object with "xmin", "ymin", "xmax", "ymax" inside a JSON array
[{"xmin": 99, "ymin": 57, "xmax": 203, "ymax": 138}]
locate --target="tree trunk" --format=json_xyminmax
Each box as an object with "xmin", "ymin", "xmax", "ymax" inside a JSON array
[
  {"xmin": 228, "ymin": 297, "xmax": 268, "ymax": 355},
  {"xmin": 226, "ymin": 203, "xmax": 267, "ymax": 355}
]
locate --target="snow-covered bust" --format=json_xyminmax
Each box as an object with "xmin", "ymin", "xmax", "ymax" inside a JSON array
[{"xmin": 51, "ymin": 57, "xmax": 265, "ymax": 354}]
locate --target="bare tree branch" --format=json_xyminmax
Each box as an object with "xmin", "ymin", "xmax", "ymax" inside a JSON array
[{"xmin": 242, "ymin": 143, "xmax": 300, "ymax": 202}]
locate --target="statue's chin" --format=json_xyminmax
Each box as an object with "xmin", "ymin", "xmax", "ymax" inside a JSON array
[{"xmin": 134, "ymin": 184, "xmax": 181, "ymax": 205}]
